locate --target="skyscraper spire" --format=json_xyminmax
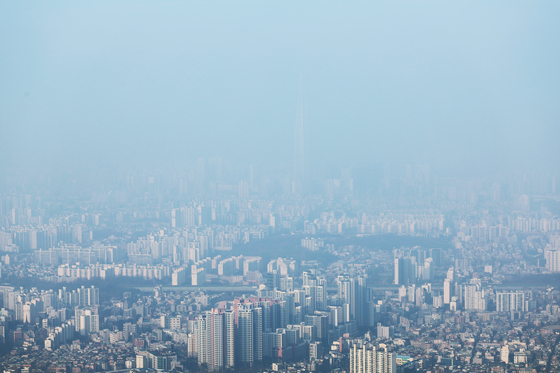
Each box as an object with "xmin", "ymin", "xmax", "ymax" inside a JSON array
[{"xmin": 294, "ymin": 75, "xmax": 305, "ymax": 190}]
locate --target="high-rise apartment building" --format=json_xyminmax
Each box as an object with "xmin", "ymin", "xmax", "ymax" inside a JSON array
[
  {"xmin": 233, "ymin": 303, "xmax": 265, "ymax": 367},
  {"xmin": 197, "ymin": 309, "xmax": 230, "ymax": 372},
  {"xmin": 496, "ymin": 291, "xmax": 526, "ymax": 312},
  {"xmin": 337, "ymin": 275, "xmax": 367, "ymax": 326},
  {"xmin": 464, "ymin": 281, "xmax": 486, "ymax": 311},
  {"xmin": 350, "ymin": 343, "xmax": 397, "ymax": 373},
  {"xmin": 74, "ymin": 308, "xmax": 99, "ymax": 336},
  {"xmin": 444, "ymin": 279, "xmax": 452, "ymax": 304}
]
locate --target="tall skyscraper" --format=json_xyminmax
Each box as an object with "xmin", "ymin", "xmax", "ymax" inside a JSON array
[
  {"xmin": 393, "ymin": 254, "xmax": 417, "ymax": 285},
  {"xmin": 235, "ymin": 304, "xmax": 263, "ymax": 367},
  {"xmin": 252, "ymin": 307, "xmax": 263, "ymax": 362},
  {"xmin": 293, "ymin": 76, "xmax": 305, "ymax": 194},
  {"xmin": 337, "ymin": 275, "xmax": 367, "ymax": 326},
  {"xmin": 197, "ymin": 309, "xmax": 226, "ymax": 372},
  {"xmin": 238, "ymin": 180, "xmax": 249, "ymax": 199},
  {"xmin": 394, "ymin": 258, "xmax": 403, "ymax": 285},
  {"xmin": 443, "ymin": 279, "xmax": 452, "ymax": 305},
  {"xmin": 224, "ymin": 311, "xmax": 235, "ymax": 369},
  {"xmin": 237, "ymin": 307, "xmax": 254, "ymax": 365}
]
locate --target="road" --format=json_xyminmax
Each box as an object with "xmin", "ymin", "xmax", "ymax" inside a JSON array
[
  {"xmin": 135, "ymin": 285, "xmax": 258, "ymax": 293},
  {"xmin": 136, "ymin": 283, "xmax": 556, "ymax": 294}
]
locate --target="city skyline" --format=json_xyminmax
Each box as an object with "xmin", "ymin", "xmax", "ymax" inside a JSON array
[{"xmin": 2, "ymin": 2, "xmax": 559, "ymax": 178}]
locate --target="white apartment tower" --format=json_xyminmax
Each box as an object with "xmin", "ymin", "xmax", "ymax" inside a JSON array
[
  {"xmin": 350, "ymin": 343, "xmax": 396, "ymax": 373},
  {"xmin": 197, "ymin": 310, "xmax": 224, "ymax": 372}
]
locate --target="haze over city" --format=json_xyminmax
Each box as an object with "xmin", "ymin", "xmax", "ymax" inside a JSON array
[
  {"xmin": 2, "ymin": 1, "xmax": 559, "ymax": 178},
  {"xmin": 1, "ymin": 2, "xmax": 560, "ymax": 373}
]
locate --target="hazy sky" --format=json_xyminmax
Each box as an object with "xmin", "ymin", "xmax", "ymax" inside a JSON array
[{"xmin": 1, "ymin": 1, "xmax": 559, "ymax": 175}]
